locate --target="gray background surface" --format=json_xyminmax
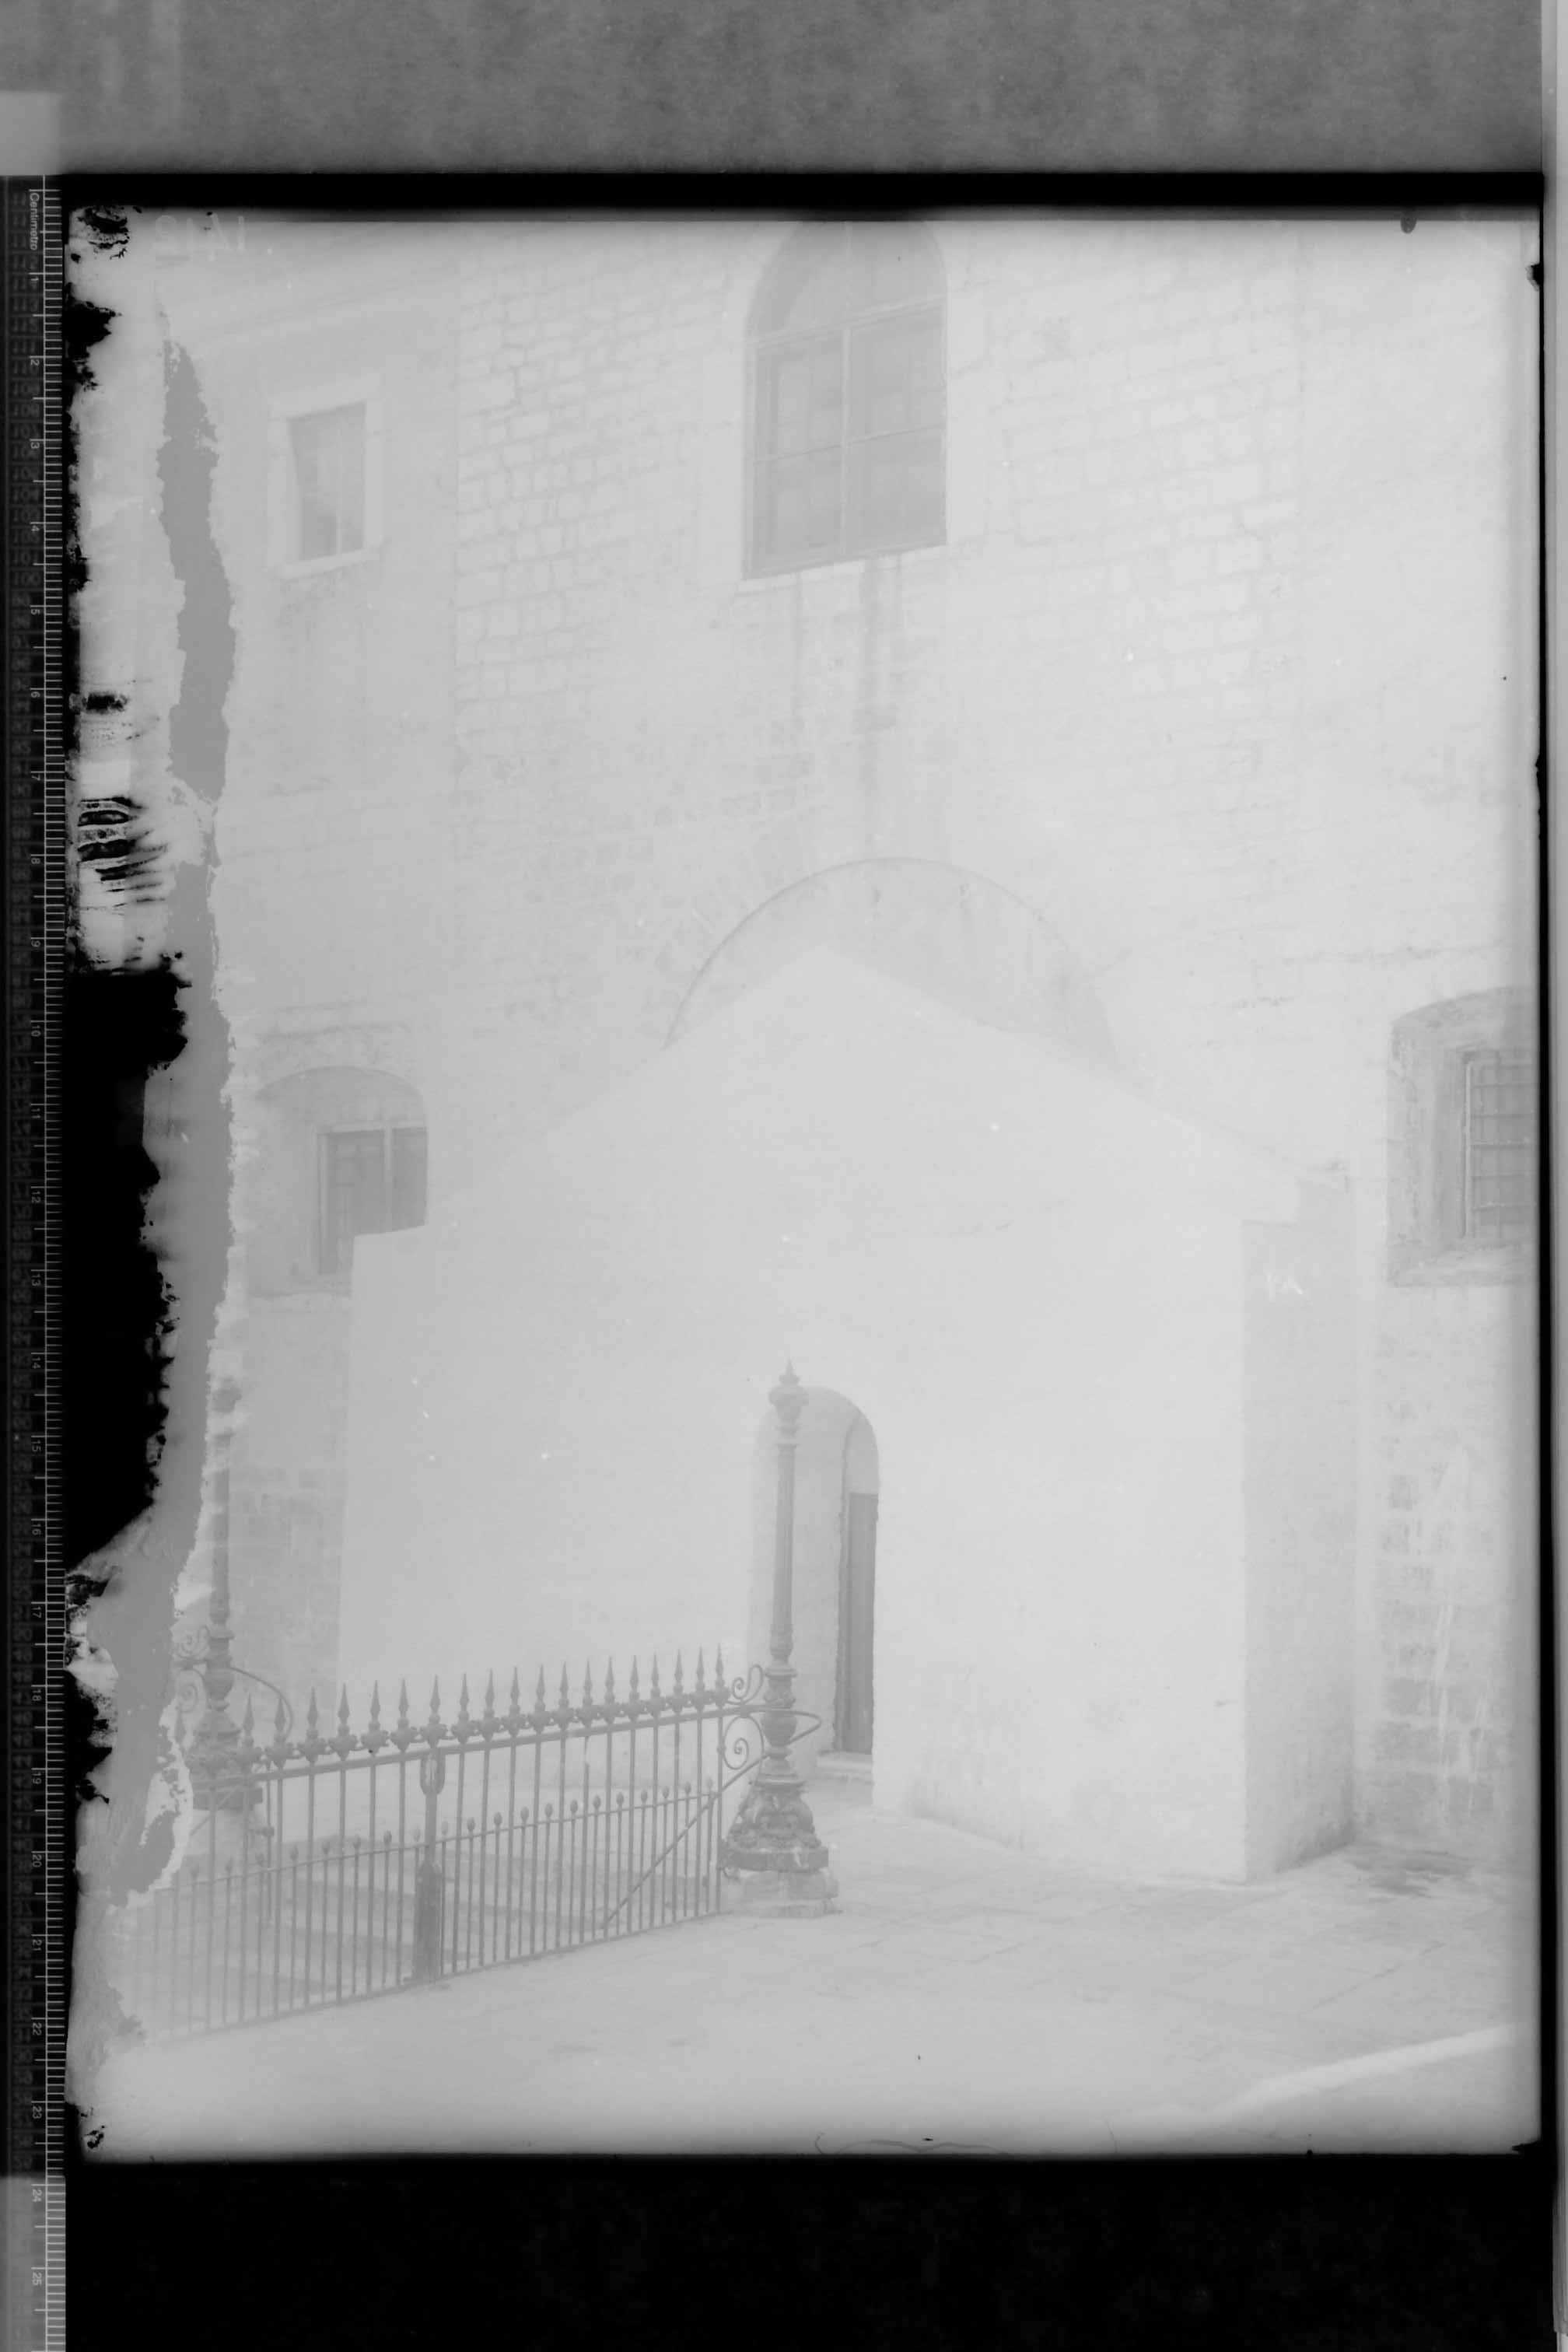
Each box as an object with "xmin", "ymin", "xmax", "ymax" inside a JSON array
[{"xmin": 3, "ymin": 0, "xmax": 1547, "ymax": 174}]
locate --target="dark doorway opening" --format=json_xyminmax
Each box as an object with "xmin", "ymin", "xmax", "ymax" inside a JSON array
[{"xmin": 834, "ymin": 1416, "xmax": 877, "ymax": 1755}]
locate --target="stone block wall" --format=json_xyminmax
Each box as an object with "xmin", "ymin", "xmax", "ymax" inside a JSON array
[
  {"xmin": 158, "ymin": 227, "xmax": 463, "ymax": 1716},
  {"xmin": 163, "ymin": 212, "xmax": 1538, "ymax": 1861},
  {"xmin": 438, "ymin": 215, "xmax": 1536, "ymax": 1857},
  {"xmin": 1366, "ymin": 1283, "xmax": 1537, "ymax": 1862}
]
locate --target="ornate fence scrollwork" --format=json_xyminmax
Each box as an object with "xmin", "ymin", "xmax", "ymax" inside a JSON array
[
  {"xmin": 716, "ymin": 1662, "xmax": 824, "ymax": 1874},
  {"xmin": 172, "ymin": 1622, "xmax": 295, "ymax": 1748}
]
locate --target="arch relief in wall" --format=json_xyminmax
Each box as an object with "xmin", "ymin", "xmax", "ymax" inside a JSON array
[{"xmin": 667, "ymin": 857, "xmax": 1117, "ymax": 1069}]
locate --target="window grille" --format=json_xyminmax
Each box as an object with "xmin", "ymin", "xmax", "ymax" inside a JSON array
[
  {"xmin": 1461, "ymin": 1048, "xmax": 1535, "ymax": 1246},
  {"xmin": 750, "ymin": 223, "xmax": 945, "ymax": 575}
]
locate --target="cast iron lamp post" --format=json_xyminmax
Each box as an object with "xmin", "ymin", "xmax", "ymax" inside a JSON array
[{"xmin": 719, "ymin": 1363, "xmax": 838, "ymax": 1914}]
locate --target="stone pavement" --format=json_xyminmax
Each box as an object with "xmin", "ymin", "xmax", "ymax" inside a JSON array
[{"xmin": 85, "ymin": 1781, "xmax": 1538, "ymax": 2160}]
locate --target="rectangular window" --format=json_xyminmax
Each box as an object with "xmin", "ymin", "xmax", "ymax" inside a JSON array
[
  {"xmin": 320, "ymin": 1124, "xmax": 427, "ymax": 1276},
  {"xmin": 1461, "ymin": 1048, "xmax": 1535, "ymax": 1246},
  {"xmin": 753, "ymin": 310, "xmax": 944, "ymax": 572},
  {"xmin": 290, "ymin": 404, "xmax": 366, "ymax": 562}
]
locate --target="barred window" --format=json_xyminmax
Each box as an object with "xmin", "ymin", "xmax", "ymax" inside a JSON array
[
  {"xmin": 749, "ymin": 223, "xmax": 946, "ymax": 576},
  {"xmin": 290, "ymin": 404, "xmax": 366, "ymax": 562},
  {"xmin": 320, "ymin": 1124, "xmax": 427, "ymax": 1276},
  {"xmin": 1389, "ymin": 992, "xmax": 1535, "ymax": 1283},
  {"xmin": 1461, "ymin": 1047, "xmax": 1535, "ymax": 1246}
]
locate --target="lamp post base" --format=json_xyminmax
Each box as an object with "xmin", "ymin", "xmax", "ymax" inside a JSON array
[
  {"xmin": 723, "ymin": 1867, "xmax": 839, "ymax": 1917},
  {"xmin": 720, "ymin": 1771, "xmax": 837, "ymax": 1914}
]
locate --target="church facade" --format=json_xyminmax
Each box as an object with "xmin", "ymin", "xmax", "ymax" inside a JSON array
[{"xmin": 150, "ymin": 208, "xmax": 1538, "ymax": 1877}]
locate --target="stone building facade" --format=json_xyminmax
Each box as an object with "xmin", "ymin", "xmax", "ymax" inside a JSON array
[
  {"xmin": 152, "ymin": 222, "xmax": 462, "ymax": 1722},
  {"xmin": 152, "ymin": 208, "xmax": 1538, "ymax": 1870}
]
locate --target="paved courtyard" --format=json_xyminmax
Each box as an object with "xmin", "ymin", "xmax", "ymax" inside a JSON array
[{"xmin": 83, "ymin": 1781, "xmax": 1537, "ymax": 2159}]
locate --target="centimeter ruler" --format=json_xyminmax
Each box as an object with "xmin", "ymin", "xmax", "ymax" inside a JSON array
[{"xmin": 3, "ymin": 179, "xmax": 65, "ymax": 2352}]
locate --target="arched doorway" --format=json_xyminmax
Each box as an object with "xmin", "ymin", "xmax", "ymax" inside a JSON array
[{"xmin": 749, "ymin": 1388, "xmax": 880, "ymax": 1776}]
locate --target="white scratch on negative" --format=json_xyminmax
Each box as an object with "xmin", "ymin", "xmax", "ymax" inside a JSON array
[{"xmin": 1216, "ymin": 2024, "xmax": 1525, "ymax": 2116}]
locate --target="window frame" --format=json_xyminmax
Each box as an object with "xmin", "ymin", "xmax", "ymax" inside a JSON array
[
  {"xmin": 317, "ymin": 1119, "xmax": 428, "ymax": 1280},
  {"xmin": 268, "ymin": 375, "xmax": 384, "ymax": 579},
  {"xmin": 1388, "ymin": 992, "xmax": 1537, "ymax": 1286},
  {"xmin": 745, "ymin": 229, "xmax": 947, "ymax": 579}
]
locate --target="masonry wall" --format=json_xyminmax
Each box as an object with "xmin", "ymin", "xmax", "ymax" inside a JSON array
[
  {"xmin": 173, "ymin": 212, "xmax": 1538, "ymax": 1859},
  {"xmin": 445, "ymin": 218, "xmax": 1532, "ymax": 1158},
  {"xmin": 440, "ymin": 215, "xmax": 1537, "ymax": 1860},
  {"xmin": 160, "ymin": 226, "xmax": 462, "ymax": 1714},
  {"xmin": 1366, "ymin": 1284, "xmax": 1538, "ymax": 1863}
]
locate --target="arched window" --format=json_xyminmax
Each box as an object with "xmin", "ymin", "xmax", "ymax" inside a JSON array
[{"xmin": 748, "ymin": 222, "xmax": 946, "ymax": 576}]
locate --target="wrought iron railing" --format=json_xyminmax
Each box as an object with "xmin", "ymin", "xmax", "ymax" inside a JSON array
[{"xmin": 114, "ymin": 1650, "xmax": 774, "ymax": 2041}]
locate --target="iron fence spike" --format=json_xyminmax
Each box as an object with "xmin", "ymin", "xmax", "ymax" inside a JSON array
[
  {"xmin": 338, "ymin": 1687, "xmax": 350, "ymax": 1727},
  {"xmin": 369, "ymin": 1682, "xmax": 382, "ymax": 1724},
  {"xmin": 485, "ymin": 1671, "xmax": 495, "ymax": 1710},
  {"xmin": 558, "ymin": 1663, "xmax": 570, "ymax": 1705},
  {"xmin": 397, "ymin": 1679, "xmax": 410, "ymax": 1722},
  {"xmin": 536, "ymin": 1665, "xmax": 547, "ymax": 1703},
  {"xmin": 509, "ymin": 1668, "xmax": 521, "ymax": 1706},
  {"xmin": 306, "ymin": 1689, "xmax": 320, "ymax": 1730}
]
